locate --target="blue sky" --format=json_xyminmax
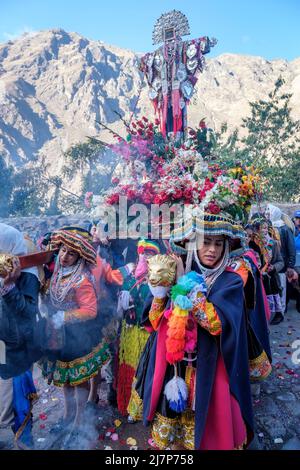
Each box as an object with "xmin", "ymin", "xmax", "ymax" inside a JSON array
[{"xmin": 0, "ymin": 0, "xmax": 299, "ymax": 60}]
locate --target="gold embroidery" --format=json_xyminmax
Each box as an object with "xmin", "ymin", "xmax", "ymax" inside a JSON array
[
  {"xmin": 249, "ymin": 350, "xmax": 272, "ymax": 381},
  {"xmin": 152, "ymin": 413, "xmax": 178, "ymax": 449},
  {"xmin": 56, "ymin": 341, "xmax": 108, "ymax": 368},
  {"xmin": 192, "ymin": 298, "xmax": 222, "ymax": 335},
  {"xmin": 149, "ymin": 297, "xmax": 167, "ymax": 330},
  {"xmin": 152, "ymin": 411, "xmax": 195, "ymax": 450},
  {"xmin": 127, "ymin": 387, "xmax": 143, "ymax": 421}
]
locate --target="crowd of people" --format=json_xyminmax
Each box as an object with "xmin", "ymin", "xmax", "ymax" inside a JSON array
[{"xmin": 0, "ymin": 202, "xmax": 300, "ymax": 450}]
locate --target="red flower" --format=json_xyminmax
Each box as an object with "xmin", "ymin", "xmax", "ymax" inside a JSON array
[
  {"xmin": 155, "ymin": 118, "xmax": 160, "ymax": 126},
  {"xmin": 207, "ymin": 202, "xmax": 221, "ymax": 214},
  {"xmin": 111, "ymin": 177, "xmax": 120, "ymax": 184},
  {"xmin": 173, "ymin": 189, "xmax": 183, "ymax": 200},
  {"xmin": 142, "ymin": 116, "xmax": 149, "ymax": 123},
  {"xmin": 106, "ymin": 194, "xmax": 119, "ymax": 205},
  {"xmin": 199, "ymin": 120, "xmax": 206, "ymax": 129},
  {"xmin": 183, "ymin": 188, "xmax": 193, "ymax": 200},
  {"xmin": 189, "ymin": 129, "xmax": 196, "ymax": 136},
  {"xmin": 142, "ymin": 193, "xmax": 153, "ymax": 204}
]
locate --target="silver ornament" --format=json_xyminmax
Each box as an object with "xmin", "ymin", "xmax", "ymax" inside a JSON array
[
  {"xmin": 187, "ymin": 58, "xmax": 198, "ymax": 72},
  {"xmin": 177, "ymin": 63, "xmax": 187, "ymax": 82},
  {"xmin": 148, "ymin": 88, "xmax": 158, "ymax": 100},
  {"xmin": 181, "ymin": 80, "xmax": 194, "ymax": 99},
  {"xmin": 186, "ymin": 43, "xmax": 197, "ymax": 58}
]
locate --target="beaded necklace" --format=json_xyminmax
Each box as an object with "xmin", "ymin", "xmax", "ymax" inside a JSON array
[{"xmin": 50, "ymin": 257, "xmax": 84, "ymax": 306}]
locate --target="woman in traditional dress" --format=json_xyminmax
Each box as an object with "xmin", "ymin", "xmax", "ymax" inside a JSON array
[
  {"xmin": 42, "ymin": 227, "xmax": 111, "ymax": 446},
  {"xmin": 248, "ymin": 214, "xmax": 284, "ymax": 324},
  {"xmin": 128, "ymin": 211, "xmax": 271, "ymax": 450}
]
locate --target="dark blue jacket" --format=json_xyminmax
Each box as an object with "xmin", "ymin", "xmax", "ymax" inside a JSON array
[
  {"xmin": 0, "ymin": 272, "xmax": 41, "ymax": 379},
  {"xmin": 278, "ymin": 225, "xmax": 296, "ymax": 271}
]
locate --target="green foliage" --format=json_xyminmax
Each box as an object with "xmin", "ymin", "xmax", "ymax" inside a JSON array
[
  {"xmin": 62, "ymin": 137, "xmax": 116, "ymax": 203},
  {"xmin": 9, "ymin": 164, "xmax": 50, "ymax": 216},
  {"xmin": 0, "ymin": 155, "xmax": 14, "ymax": 217},
  {"xmin": 0, "ymin": 156, "xmax": 51, "ymax": 217},
  {"xmin": 212, "ymin": 77, "xmax": 300, "ymax": 202}
]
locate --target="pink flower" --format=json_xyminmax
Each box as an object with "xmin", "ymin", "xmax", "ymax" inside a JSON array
[{"xmin": 84, "ymin": 191, "xmax": 93, "ymax": 208}]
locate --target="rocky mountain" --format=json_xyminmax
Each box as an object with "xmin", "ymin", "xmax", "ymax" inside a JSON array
[{"xmin": 0, "ymin": 29, "xmax": 299, "ymax": 181}]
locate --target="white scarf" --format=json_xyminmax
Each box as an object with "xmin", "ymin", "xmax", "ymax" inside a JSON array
[
  {"xmin": 266, "ymin": 204, "xmax": 285, "ymax": 228},
  {"xmin": 0, "ymin": 223, "xmax": 39, "ymax": 279},
  {"xmin": 192, "ymin": 238, "xmax": 230, "ymax": 294}
]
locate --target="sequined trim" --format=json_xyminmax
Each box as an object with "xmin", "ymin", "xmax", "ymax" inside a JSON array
[
  {"xmin": 127, "ymin": 386, "xmax": 143, "ymax": 421},
  {"xmin": 152, "ymin": 413, "xmax": 178, "ymax": 449},
  {"xmin": 149, "ymin": 297, "xmax": 166, "ymax": 330},
  {"xmin": 185, "ymin": 366, "xmax": 196, "ymax": 410},
  {"xmin": 192, "ymin": 296, "xmax": 222, "ymax": 335},
  {"xmin": 152, "ymin": 410, "xmax": 248, "ymax": 450},
  {"xmin": 151, "ymin": 410, "xmax": 195, "ymax": 450},
  {"xmin": 249, "ymin": 350, "xmax": 272, "ymax": 382},
  {"xmin": 177, "ymin": 410, "xmax": 195, "ymax": 450},
  {"xmin": 53, "ymin": 341, "xmax": 110, "ymax": 386}
]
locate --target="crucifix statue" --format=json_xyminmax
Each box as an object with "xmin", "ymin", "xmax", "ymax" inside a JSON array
[{"xmin": 140, "ymin": 10, "xmax": 217, "ymax": 138}]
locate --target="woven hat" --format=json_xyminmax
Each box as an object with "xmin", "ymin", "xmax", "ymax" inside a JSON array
[
  {"xmin": 137, "ymin": 239, "xmax": 161, "ymax": 255},
  {"xmin": 50, "ymin": 227, "xmax": 97, "ymax": 265}
]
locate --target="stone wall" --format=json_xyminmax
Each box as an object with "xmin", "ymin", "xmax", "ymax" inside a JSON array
[
  {"xmin": 0, "ymin": 214, "xmax": 92, "ymax": 243},
  {"xmin": 1, "ymin": 202, "xmax": 300, "ymax": 243}
]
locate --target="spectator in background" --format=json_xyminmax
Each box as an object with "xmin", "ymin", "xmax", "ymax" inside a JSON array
[
  {"xmin": 290, "ymin": 210, "xmax": 300, "ymax": 312},
  {"xmin": 293, "ymin": 210, "xmax": 300, "ymax": 239},
  {"xmin": 248, "ymin": 214, "xmax": 284, "ymax": 324},
  {"xmin": 266, "ymin": 204, "xmax": 296, "ymax": 317}
]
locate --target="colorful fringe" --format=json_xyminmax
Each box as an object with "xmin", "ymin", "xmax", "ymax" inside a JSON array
[
  {"xmin": 117, "ymin": 321, "xmax": 149, "ymax": 415},
  {"xmin": 119, "ymin": 321, "xmax": 149, "ymax": 369},
  {"xmin": 117, "ymin": 363, "xmax": 136, "ymax": 415}
]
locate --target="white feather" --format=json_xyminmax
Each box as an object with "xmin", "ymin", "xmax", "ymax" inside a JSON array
[{"xmin": 164, "ymin": 376, "xmax": 188, "ymax": 402}]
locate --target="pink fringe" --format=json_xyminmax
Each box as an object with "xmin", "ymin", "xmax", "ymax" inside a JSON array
[
  {"xmin": 184, "ymin": 316, "xmax": 197, "ymax": 353},
  {"xmin": 164, "ymin": 308, "xmax": 173, "ymax": 319},
  {"xmin": 162, "ymin": 94, "xmax": 168, "ymax": 137},
  {"xmin": 172, "ymin": 89, "xmax": 182, "ymax": 134}
]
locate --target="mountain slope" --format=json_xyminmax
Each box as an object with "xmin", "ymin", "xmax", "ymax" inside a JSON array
[{"xmin": 0, "ymin": 29, "xmax": 299, "ymax": 179}]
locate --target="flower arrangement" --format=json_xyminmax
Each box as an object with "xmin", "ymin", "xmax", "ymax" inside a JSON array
[
  {"xmin": 104, "ymin": 118, "xmax": 222, "ymax": 206},
  {"xmin": 102, "ymin": 117, "xmax": 260, "ymax": 227}
]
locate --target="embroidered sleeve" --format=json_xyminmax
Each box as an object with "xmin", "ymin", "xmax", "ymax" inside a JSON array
[
  {"xmin": 229, "ymin": 258, "xmax": 250, "ymax": 287},
  {"xmin": 192, "ymin": 295, "xmax": 222, "ymax": 336},
  {"xmin": 64, "ymin": 278, "xmax": 97, "ymax": 322},
  {"xmin": 149, "ymin": 297, "xmax": 167, "ymax": 331}
]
